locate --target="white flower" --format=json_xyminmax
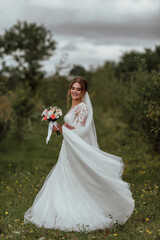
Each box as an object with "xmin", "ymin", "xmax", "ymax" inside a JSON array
[
  {"xmin": 48, "ymin": 111, "xmax": 52, "ymax": 117},
  {"xmin": 56, "ymin": 109, "xmax": 62, "ymax": 116},
  {"xmin": 42, "ymin": 109, "xmax": 47, "ymax": 116}
]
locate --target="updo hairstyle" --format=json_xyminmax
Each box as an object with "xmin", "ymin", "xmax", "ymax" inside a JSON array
[{"xmin": 67, "ymin": 77, "xmax": 88, "ymax": 107}]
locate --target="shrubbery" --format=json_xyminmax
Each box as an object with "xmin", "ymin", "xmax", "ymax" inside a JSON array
[
  {"xmin": 117, "ymin": 58, "xmax": 160, "ymax": 151},
  {"xmin": 0, "ymin": 96, "xmax": 11, "ymax": 142},
  {"xmin": 0, "ymin": 21, "xmax": 159, "ymax": 151}
]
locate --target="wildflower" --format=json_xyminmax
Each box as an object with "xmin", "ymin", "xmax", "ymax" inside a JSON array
[
  {"xmin": 9, "ymin": 164, "xmax": 11, "ymax": 167},
  {"xmin": 114, "ymin": 234, "xmax": 117, "ymax": 236},
  {"xmin": 5, "ymin": 212, "xmax": 8, "ymax": 215},
  {"xmin": 146, "ymin": 218, "xmax": 149, "ymax": 221},
  {"xmin": 12, "ymin": 231, "xmax": 20, "ymax": 235}
]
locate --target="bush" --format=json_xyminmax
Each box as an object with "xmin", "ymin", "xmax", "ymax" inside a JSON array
[
  {"xmin": 121, "ymin": 69, "xmax": 160, "ymax": 151},
  {"xmin": 38, "ymin": 75, "xmax": 69, "ymax": 109},
  {"xmin": 0, "ymin": 96, "xmax": 11, "ymax": 142},
  {"xmin": 11, "ymin": 83, "xmax": 35, "ymax": 139},
  {"xmin": 90, "ymin": 61, "xmax": 120, "ymax": 111}
]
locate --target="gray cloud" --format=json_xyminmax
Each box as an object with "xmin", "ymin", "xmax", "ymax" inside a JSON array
[
  {"xmin": 0, "ymin": 0, "xmax": 159, "ymax": 74},
  {"xmin": 20, "ymin": 1, "xmax": 160, "ymax": 47},
  {"xmin": 61, "ymin": 42, "xmax": 78, "ymax": 51},
  {"xmin": 50, "ymin": 22, "xmax": 160, "ymax": 46}
]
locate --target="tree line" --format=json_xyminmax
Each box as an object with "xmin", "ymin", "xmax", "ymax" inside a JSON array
[{"xmin": 0, "ymin": 21, "xmax": 159, "ymax": 152}]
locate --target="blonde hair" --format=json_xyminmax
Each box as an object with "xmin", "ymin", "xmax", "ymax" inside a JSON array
[{"xmin": 67, "ymin": 77, "xmax": 88, "ymax": 107}]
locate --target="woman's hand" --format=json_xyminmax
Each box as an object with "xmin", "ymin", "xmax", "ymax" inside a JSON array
[
  {"xmin": 63, "ymin": 123, "xmax": 75, "ymax": 130},
  {"xmin": 53, "ymin": 123, "xmax": 62, "ymax": 133}
]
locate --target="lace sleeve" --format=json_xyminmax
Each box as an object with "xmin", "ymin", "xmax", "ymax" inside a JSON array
[{"xmin": 73, "ymin": 103, "xmax": 88, "ymax": 128}]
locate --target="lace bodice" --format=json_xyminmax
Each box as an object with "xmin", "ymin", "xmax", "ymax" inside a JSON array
[{"xmin": 64, "ymin": 102, "xmax": 88, "ymax": 129}]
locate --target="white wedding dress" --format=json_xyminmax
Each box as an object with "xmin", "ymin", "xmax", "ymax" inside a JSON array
[{"xmin": 24, "ymin": 92, "xmax": 135, "ymax": 232}]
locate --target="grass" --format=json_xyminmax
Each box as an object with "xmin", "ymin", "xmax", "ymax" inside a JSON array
[{"xmin": 0, "ymin": 108, "xmax": 159, "ymax": 240}]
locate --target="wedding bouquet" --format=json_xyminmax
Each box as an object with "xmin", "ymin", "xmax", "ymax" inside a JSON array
[{"xmin": 41, "ymin": 106, "xmax": 63, "ymax": 144}]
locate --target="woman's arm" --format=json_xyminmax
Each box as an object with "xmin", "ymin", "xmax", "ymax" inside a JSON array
[
  {"xmin": 63, "ymin": 104, "xmax": 88, "ymax": 130},
  {"xmin": 53, "ymin": 123, "xmax": 75, "ymax": 132},
  {"xmin": 53, "ymin": 123, "xmax": 62, "ymax": 132},
  {"xmin": 63, "ymin": 123, "xmax": 75, "ymax": 129},
  {"xmin": 54, "ymin": 103, "xmax": 88, "ymax": 131}
]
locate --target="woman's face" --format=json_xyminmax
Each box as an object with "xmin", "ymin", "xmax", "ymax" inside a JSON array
[{"xmin": 70, "ymin": 82, "xmax": 83, "ymax": 101}]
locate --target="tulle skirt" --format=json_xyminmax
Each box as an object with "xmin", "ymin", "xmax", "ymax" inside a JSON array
[{"xmin": 24, "ymin": 127, "xmax": 135, "ymax": 232}]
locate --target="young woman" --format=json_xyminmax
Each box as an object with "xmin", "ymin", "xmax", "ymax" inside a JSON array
[{"xmin": 24, "ymin": 77, "xmax": 135, "ymax": 232}]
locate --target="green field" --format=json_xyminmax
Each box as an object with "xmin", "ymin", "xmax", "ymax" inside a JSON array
[
  {"xmin": 0, "ymin": 108, "xmax": 159, "ymax": 240},
  {"xmin": 0, "ymin": 19, "xmax": 160, "ymax": 240}
]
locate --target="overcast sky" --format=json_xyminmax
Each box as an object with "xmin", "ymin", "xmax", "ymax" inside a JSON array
[{"xmin": 0, "ymin": 0, "xmax": 160, "ymax": 75}]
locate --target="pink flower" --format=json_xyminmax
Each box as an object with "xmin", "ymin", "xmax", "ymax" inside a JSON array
[
  {"xmin": 51, "ymin": 114, "xmax": 56, "ymax": 120},
  {"xmin": 43, "ymin": 116, "xmax": 48, "ymax": 121}
]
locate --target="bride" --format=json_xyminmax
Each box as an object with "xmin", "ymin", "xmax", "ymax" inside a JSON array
[{"xmin": 24, "ymin": 77, "xmax": 135, "ymax": 232}]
